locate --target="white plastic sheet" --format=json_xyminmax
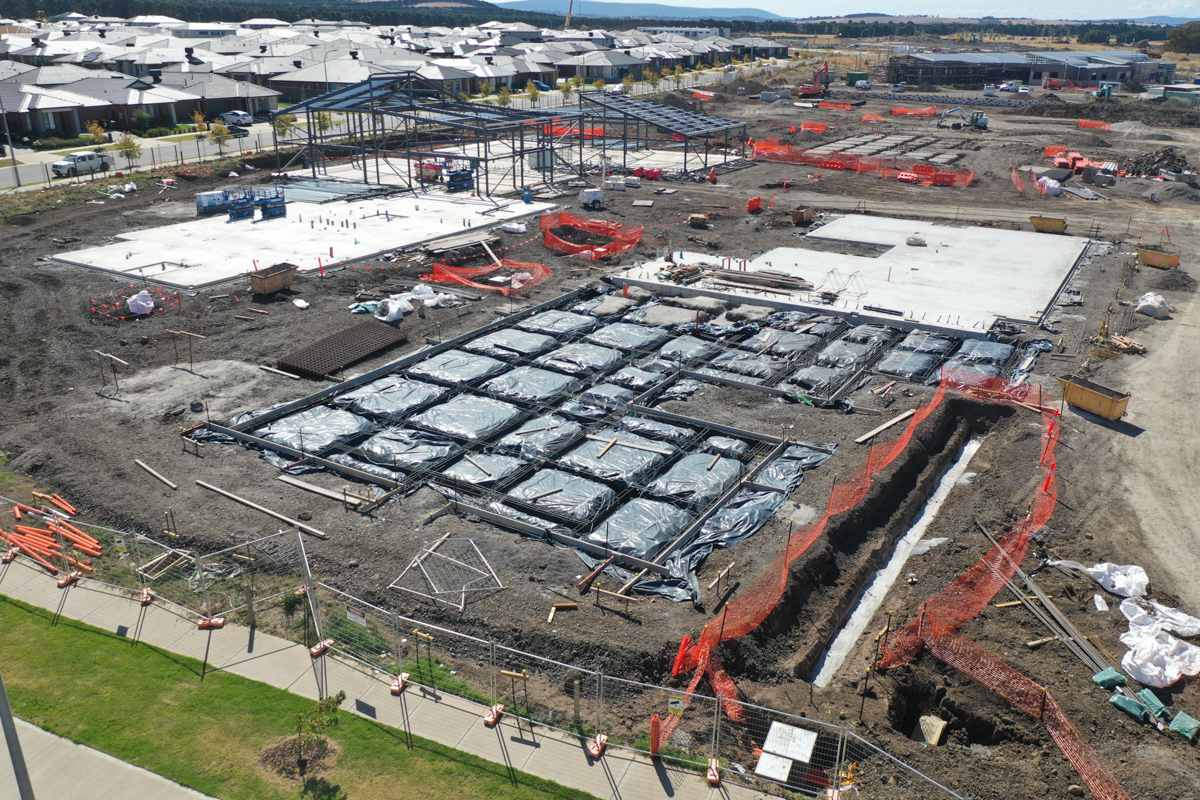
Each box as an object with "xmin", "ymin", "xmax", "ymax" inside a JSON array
[
  {"xmin": 1135, "ymin": 292, "xmax": 1170, "ymax": 319},
  {"xmin": 1051, "ymin": 560, "xmax": 1148, "ymax": 597},
  {"xmin": 1036, "ymin": 176, "xmax": 1061, "ymax": 196},
  {"xmin": 501, "ymin": 221, "xmax": 527, "ymax": 234},
  {"xmin": 127, "ymin": 289, "xmax": 155, "ymax": 314}
]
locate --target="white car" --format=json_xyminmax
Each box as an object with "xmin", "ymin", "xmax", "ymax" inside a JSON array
[
  {"xmin": 51, "ymin": 151, "xmax": 110, "ymax": 178},
  {"xmin": 1017, "ymin": 85, "xmax": 1032, "ymax": 95},
  {"xmin": 218, "ymin": 110, "xmax": 252, "ymax": 125}
]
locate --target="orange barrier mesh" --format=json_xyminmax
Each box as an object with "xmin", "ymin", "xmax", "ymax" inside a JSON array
[
  {"xmin": 423, "ymin": 258, "xmax": 551, "ymax": 296},
  {"xmin": 891, "ymin": 106, "xmax": 938, "ymax": 117},
  {"xmin": 751, "ymin": 143, "xmax": 973, "ymax": 187},
  {"xmin": 539, "ymin": 211, "xmax": 643, "ymax": 260},
  {"xmin": 819, "ymin": 101, "xmax": 852, "ymax": 110},
  {"xmin": 1044, "ymin": 145, "xmax": 1068, "ymax": 157},
  {"xmin": 799, "ymin": 121, "xmax": 827, "ymax": 133},
  {"xmin": 1078, "ymin": 119, "xmax": 1111, "ymax": 131},
  {"xmin": 1012, "ymin": 168, "xmax": 1026, "ymax": 193},
  {"xmin": 862, "ymin": 113, "xmax": 884, "ymax": 123},
  {"xmin": 540, "ymin": 123, "xmax": 606, "ymax": 138}
]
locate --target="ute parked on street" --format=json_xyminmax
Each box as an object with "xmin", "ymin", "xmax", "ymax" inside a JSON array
[{"xmin": 51, "ymin": 151, "xmax": 110, "ymax": 177}]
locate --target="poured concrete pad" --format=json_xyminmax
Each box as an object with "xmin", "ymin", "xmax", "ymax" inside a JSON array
[{"xmin": 52, "ymin": 193, "xmax": 556, "ymax": 290}]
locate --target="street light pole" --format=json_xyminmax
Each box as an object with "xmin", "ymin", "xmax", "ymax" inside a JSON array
[
  {"xmin": 0, "ymin": 669, "xmax": 35, "ymax": 800},
  {"xmin": 0, "ymin": 97, "xmax": 21, "ymax": 187}
]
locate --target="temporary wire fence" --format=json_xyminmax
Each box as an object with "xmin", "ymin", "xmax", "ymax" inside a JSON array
[{"xmin": 751, "ymin": 139, "xmax": 974, "ymax": 187}]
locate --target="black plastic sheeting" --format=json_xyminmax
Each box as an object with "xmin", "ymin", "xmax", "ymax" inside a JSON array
[
  {"xmin": 329, "ymin": 376, "xmax": 447, "ymax": 421},
  {"xmin": 704, "ymin": 435, "xmax": 748, "ymax": 458},
  {"xmin": 815, "ymin": 340, "xmax": 877, "ymax": 369},
  {"xmin": 583, "ymin": 383, "xmax": 636, "ymax": 405},
  {"xmin": 254, "ymin": 406, "xmax": 376, "ymax": 455},
  {"xmin": 954, "ymin": 340, "xmax": 1015, "ymax": 366},
  {"xmin": 788, "ymin": 365, "xmax": 854, "ymax": 395},
  {"xmin": 359, "ymin": 428, "xmax": 462, "ymax": 470},
  {"xmin": 667, "ymin": 320, "xmax": 758, "ymax": 339},
  {"xmin": 556, "ymin": 399, "xmax": 616, "ymax": 422},
  {"xmin": 658, "ymin": 378, "xmax": 704, "ymax": 402},
  {"xmin": 560, "ymin": 428, "xmax": 676, "ymax": 485},
  {"xmin": 535, "ymin": 343, "xmax": 622, "ymax": 376},
  {"xmin": 761, "ymin": 310, "xmax": 817, "ymax": 329},
  {"xmin": 508, "ymin": 468, "xmax": 617, "ymax": 521},
  {"xmin": 608, "ymin": 366, "xmax": 666, "ymax": 391},
  {"xmin": 757, "ymin": 442, "xmax": 837, "ymax": 491},
  {"xmin": 441, "ymin": 453, "xmax": 526, "ymax": 487},
  {"xmin": 585, "ymin": 499, "xmax": 693, "ymax": 560},
  {"xmin": 407, "ymin": 350, "xmax": 508, "ymax": 386},
  {"xmin": 739, "ymin": 329, "xmax": 821, "ymax": 359},
  {"xmin": 326, "ymin": 452, "xmax": 408, "ymax": 487},
  {"xmin": 1010, "ymin": 340, "xmax": 1054, "ymax": 381},
  {"xmin": 495, "ymin": 415, "xmax": 582, "ymax": 459},
  {"xmin": 517, "ymin": 309, "xmax": 598, "ymax": 336},
  {"xmin": 656, "ymin": 335, "xmax": 721, "ymax": 363},
  {"xmin": 483, "ymin": 367, "xmax": 577, "ymax": 404},
  {"xmin": 897, "ymin": 331, "xmax": 960, "ymax": 356},
  {"xmin": 463, "ymin": 329, "xmax": 558, "ymax": 362},
  {"xmin": 875, "ymin": 350, "xmax": 941, "ymax": 381},
  {"xmin": 648, "ymin": 453, "xmax": 742, "ymax": 507},
  {"xmin": 411, "ymin": 395, "xmax": 522, "ymax": 440},
  {"xmin": 943, "ymin": 359, "xmax": 1001, "ymax": 378},
  {"xmin": 618, "ymin": 416, "xmax": 696, "ymax": 445},
  {"xmin": 586, "ymin": 323, "xmax": 670, "ymax": 352},
  {"xmin": 804, "ymin": 316, "xmax": 848, "ymax": 339},
  {"xmin": 708, "ymin": 351, "xmax": 791, "ymax": 380},
  {"xmin": 696, "ymin": 367, "xmax": 764, "ymax": 385},
  {"xmin": 641, "ymin": 358, "xmax": 684, "ymax": 374},
  {"xmin": 635, "ymin": 490, "xmax": 786, "ymax": 604},
  {"xmin": 842, "ymin": 324, "xmax": 899, "ymax": 348}
]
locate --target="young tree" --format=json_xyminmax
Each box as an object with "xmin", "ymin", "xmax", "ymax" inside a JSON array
[
  {"xmin": 526, "ymin": 78, "xmax": 540, "ymax": 106},
  {"xmin": 571, "ymin": 74, "xmax": 584, "ymax": 91},
  {"xmin": 114, "ymin": 133, "xmax": 141, "ymax": 170},
  {"xmin": 646, "ymin": 68, "xmax": 661, "ymax": 89},
  {"xmin": 131, "ymin": 109, "xmax": 152, "ymax": 131},
  {"xmin": 496, "ymin": 85, "xmax": 512, "ymax": 107},
  {"xmin": 479, "ymin": 81, "xmax": 493, "ymax": 99},
  {"xmin": 272, "ymin": 112, "xmax": 298, "ymax": 136},
  {"xmin": 207, "ymin": 120, "xmax": 231, "ymax": 155},
  {"xmin": 294, "ymin": 690, "xmax": 346, "ymax": 774},
  {"xmin": 592, "ymin": 77, "xmax": 606, "ymax": 92},
  {"xmin": 190, "ymin": 108, "xmax": 208, "ymax": 136},
  {"xmin": 84, "ymin": 120, "xmax": 106, "ymax": 147},
  {"xmin": 672, "ymin": 65, "xmax": 685, "ymax": 89},
  {"xmin": 622, "ymin": 73, "xmax": 634, "ymax": 95},
  {"xmin": 561, "ymin": 80, "xmax": 573, "ymax": 102},
  {"xmin": 315, "ymin": 112, "xmax": 333, "ymax": 133}
]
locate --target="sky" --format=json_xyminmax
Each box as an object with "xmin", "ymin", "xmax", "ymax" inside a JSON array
[{"xmin": 536, "ymin": 0, "xmax": 1199, "ymax": 22}]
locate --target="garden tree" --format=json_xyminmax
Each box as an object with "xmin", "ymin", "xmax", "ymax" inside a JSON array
[
  {"xmin": 570, "ymin": 74, "xmax": 583, "ymax": 91},
  {"xmin": 496, "ymin": 85, "xmax": 511, "ymax": 107},
  {"xmin": 526, "ymin": 78, "xmax": 540, "ymax": 106},
  {"xmin": 592, "ymin": 77, "xmax": 606, "ymax": 91},
  {"xmin": 1167, "ymin": 21, "xmax": 1200, "ymax": 53},
  {"xmin": 190, "ymin": 108, "xmax": 207, "ymax": 132},
  {"xmin": 672, "ymin": 65, "xmax": 685, "ymax": 89},
  {"xmin": 207, "ymin": 119, "xmax": 232, "ymax": 155},
  {"xmin": 646, "ymin": 68, "xmax": 660, "ymax": 89},
  {"xmin": 561, "ymin": 80, "xmax": 573, "ymax": 101},
  {"xmin": 315, "ymin": 112, "xmax": 333, "ymax": 132},
  {"xmin": 84, "ymin": 119, "xmax": 106, "ymax": 147},
  {"xmin": 114, "ymin": 133, "xmax": 141, "ymax": 169},
  {"xmin": 622, "ymin": 73, "xmax": 634, "ymax": 94},
  {"xmin": 479, "ymin": 81, "xmax": 492, "ymax": 99},
  {"xmin": 131, "ymin": 108, "xmax": 152, "ymax": 131},
  {"xmin": 272, "ymin": 112, "xmax": 298, "ymax": 136},
  {"xmin": 294, "ymin": 690, "xmax": 346, "ymax": 773}
]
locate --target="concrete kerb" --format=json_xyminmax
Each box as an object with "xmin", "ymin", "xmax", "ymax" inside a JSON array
[{"xmin": 0, "ymin": 559, "xmax": 730, "ymax": 800}]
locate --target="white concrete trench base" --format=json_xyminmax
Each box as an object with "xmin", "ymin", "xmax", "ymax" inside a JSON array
[
  {"xmin": 615, "ymin": 215, "xmax": 1090, "ymax": 335},
  {"xmin": 51, "ymin": 193, "xmax": 558, "ymax": 290}
]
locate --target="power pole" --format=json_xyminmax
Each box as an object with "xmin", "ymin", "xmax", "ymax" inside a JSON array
[{"xmin": 0, "ymin": 669, "xmax": 35, "ymax": 800}]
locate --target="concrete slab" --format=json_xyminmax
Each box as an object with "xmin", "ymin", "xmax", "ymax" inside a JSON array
[
  {"xmin": 614, "ymin": 214, "xmax": 1088, "ymax": 334},
  {"xmin": 453, "ymin": 716, "xmax": 542, "ymax": 772},
  {"xmin": 52, "ymin": 193, "xmax": 557, "ymax": 290},
  {"xmin": 616, "ymin": 755, "xmax": 712, "ymax": 800},
  {"xmin": 522, "ymin": 733, "xmax": 637, "ymax": 800},
  {"xmin": 0, "ymin": 560, "xmax": 40, "ymax": 594}
]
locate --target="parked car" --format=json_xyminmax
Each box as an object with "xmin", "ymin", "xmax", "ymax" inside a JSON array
[
  {"xmin": 218, "ymin": 110, "xmax": 252, "ymax": 125},
  {"xmin": 531, "ymin": 80, "xmax": 551, "ymax": 91},
  {"xmin": 891, "ymin": 83, "xmax": 905, "ymax": 92},
  {"xmin": 855, "ymin": 80, "xmax": 872, "ymax": 90},
  {"xmin": 1017, "ymin": 85, "xmax": 1032, "ymax": 95},
  {"xmin": 51, "ymin": 151, "xmax": 110, "ymax": 178},
  {"xmin": 225, "ymin": 125, "xmax": 250, "ymax": 139},
  {"xmin": 998, "ymin": 81, "xmax": 1017, "ymax": 92}
]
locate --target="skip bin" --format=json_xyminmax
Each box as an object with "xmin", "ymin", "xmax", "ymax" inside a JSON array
[
  {"xmin": 250, "ymin": 262, "xmax": 298, "ymax": 295},
  {"xmin": 1030, "ymin": 215, "xmax": 1067, "ymax": 234},
  {"xmin": 791, "ymin": 205, "xmax": 815, "ymax": 225},
  {"xmin": 1136, "ymin": 245, "xmax": 1180, "ymax": 269},
  {"xmin": 1057, "ymin": 375, "xmax": 1129, "ymax": 421}
]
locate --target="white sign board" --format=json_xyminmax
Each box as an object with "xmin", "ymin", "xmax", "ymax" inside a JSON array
[
  {"xmin": 347, "ymin": 607, "xmax": 367, "ymax": 626},
  {"xmin": 754, "ymin": 752, "xmax": 793, "ymax": 782},
  {"xmin": 763, "ymin": 721, "xmax": 818, "ymax": 763}
]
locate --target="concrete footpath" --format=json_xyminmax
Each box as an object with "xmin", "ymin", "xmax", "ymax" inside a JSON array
[
  {"xmin": 1, "ymin": 718, "xmax": 216, "ymax": 799},
  {"xmin": 0, "ymin": 560, "xmax": 765, "ymax": 800}
]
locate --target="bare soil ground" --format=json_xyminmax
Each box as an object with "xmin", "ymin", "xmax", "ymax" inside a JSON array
[{"xmin": 2, "ymin": 92, "xmax": 1198, "ymax": 800}]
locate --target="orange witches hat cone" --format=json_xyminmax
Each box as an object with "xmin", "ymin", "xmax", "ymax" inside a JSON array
[{"xmin": 708, "ymin": 168, "xmax": 717, "ymax": 184}]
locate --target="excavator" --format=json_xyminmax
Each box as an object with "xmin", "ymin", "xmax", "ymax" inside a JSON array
[
  {"xmin": 936, "ymin": 107, "xmax": 988, "ymax": 131},
  {"xmin": 795, "ymin": 61, "xmax": 830, "ymax": 97}
]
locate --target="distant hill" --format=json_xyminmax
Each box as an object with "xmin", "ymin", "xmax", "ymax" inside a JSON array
[
  {"xmin": 1127, "ymin": 16, "xmax": 1198, "ymax": 25},
  {"xmin": 494, "ymin": 0, "xmax": 787, "ymax": 21}
]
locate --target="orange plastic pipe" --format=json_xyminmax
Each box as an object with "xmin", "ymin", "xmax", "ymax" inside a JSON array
[
  {"xmin": 46, "ymin": 522, "xmax": 98, "ymax": 551},
  {"xmin": 10, "ymin": 534, "xmax": 59, "ymax": 554},
  {"xmin": 9, "ymin": 539, "xmax": 58, "ymax": 574},
  {"xmin": 13, "ymin": 506, "xmax": 20, "ymax": 521},
  {"xmin": 51, "ymin": 495, "xmax": 78, "ymax": 515},
  {"xmin": 65, "ymin": 556, "xmax": 94, "ymax": 573},
  {"xmin": 55, "ymin": 521, "xmax": 100, "ymax": 548}
]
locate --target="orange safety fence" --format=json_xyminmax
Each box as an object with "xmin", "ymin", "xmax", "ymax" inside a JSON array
[
  {"xmin": 1011, "ymin": 168, "xmax": 1026, "ymax": 194},
  {"xmin": 539, "ymin": 211, "xmax": 644, "ymax": 260},
  {"xmin": 751, "ymin": 140, "xmax": 973, "ymax": 186},
  {"xmin": 1078, "ymin": 119, "xmax": 1111, "ymax": 131},
  {"xmin": 799, "ymin": 121, "xmax": 827, "ymax": 133},
  {"xmin": 422, "ymin": 258, "xmax": 552, "ymax": 296},
  {"xmin": 891, "ymin": 105, "xmax": 938, "ymax": 117},
  {"xmin": 862, "ymin": 112, "xmax": 885, "ymax": 123},
  {"xmin": 819, "ymin": 101, "xmax": 852, "ymax": 110},
  {"xmin": 540, "ymin": 123, "xmax": 606, "ymax": 139},
  {"xmin": 1044, "ymin": 145, "xmax": 1067, "ymax": 157},
  {"xmin": 692, "ymin": 90, "xmax": 715, "ymax": 100}
]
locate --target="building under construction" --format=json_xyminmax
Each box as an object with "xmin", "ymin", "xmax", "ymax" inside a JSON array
[{"xmin": 272, "ymin": 71, "xmax": 747, "ymax": 194}]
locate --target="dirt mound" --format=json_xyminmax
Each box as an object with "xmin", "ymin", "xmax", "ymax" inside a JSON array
[
  {"xmin": 717, "ymin": 79, "xmax": 770, "ymax": 97},
  {"xmin": 658, "ymin": 91, "xmax": 698, "ymax": 112},
  {"xmin": 1110, "ymin": 120, "xmax": 1174, "ymax": 140},
  {"xmin": 1008, "ymin": 100, "xmax": 1200, "ymax": 128},
  {"xmin": 1122, "ymin": 146, "xmax": 1189, "ymax": 175},
  {"xmin": 1153, "ymin": 269, "xmax": 1197, "ymax": 292},
  {"xmin": 1144, "ymin": 182, "xmax": 1200, "ymax": 205},
  {"xmin": 260, "ymin": 736, "xmax": 339, "ymax": 780}
]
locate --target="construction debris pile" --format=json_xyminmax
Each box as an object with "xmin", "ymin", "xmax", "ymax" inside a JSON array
[{"xmin": 1119, "ymin": 147, "xmax": 1188, "ymax": 175}]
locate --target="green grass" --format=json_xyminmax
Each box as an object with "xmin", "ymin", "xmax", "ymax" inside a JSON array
[
  {"xmin": 158, "ymin": 133, "xmax": 204, "ymax": 142},
  {"xmin": 0, "ymin": 595, "xmax": 599, "ymax": 800},
  {"xmin": 47, "ymin": 143, "xmax": 120, "ymax": 155}
]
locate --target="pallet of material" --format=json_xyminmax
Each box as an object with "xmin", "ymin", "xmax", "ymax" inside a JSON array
[
  {"xmin": 277, "ymin": 321, "xmax": 407, "ymax": 379},
  {"xmin": 708, "ymin": 268, "xmax": 813, "ymax": 291},
  {"xmin": 423, "ymin": 231, "xmax": 499, "ymax": 256}
]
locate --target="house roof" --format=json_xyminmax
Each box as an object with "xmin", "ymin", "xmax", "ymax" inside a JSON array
[
  {"xmin": 160, "ymin": 72, "xmax": 279, "ymax": 98},
  {"xmin": 58, "ymin": 75, "xmax": 199, "ymax": 105},
  {"xmin": 0, "ymin": 64, "xmax": 106, "ymax": 85}
]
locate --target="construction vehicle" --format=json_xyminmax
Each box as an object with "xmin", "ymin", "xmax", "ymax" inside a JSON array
[
  {"xmin": 795, "ymin": 62, "xmax": 830, "ymax": 97},
  {"xmin": 936, "ymin": 107, "xmax": 988, "ymax": 131}
]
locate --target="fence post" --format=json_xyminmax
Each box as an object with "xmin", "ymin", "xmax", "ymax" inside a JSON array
[
  {"xmin": 833, "ymin": 724, "xmax": 847, "ymax": 795},
  {"xmin": 711, "ymin": 695, "xmax": 721, "ymax": 760},
  {"xmin": 489, "ymin": 640, "xmax": 497, "ymax": 701},
  {"xmin": 595, "ymin": 673, "xmax": 604, "ymax": 737}
]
